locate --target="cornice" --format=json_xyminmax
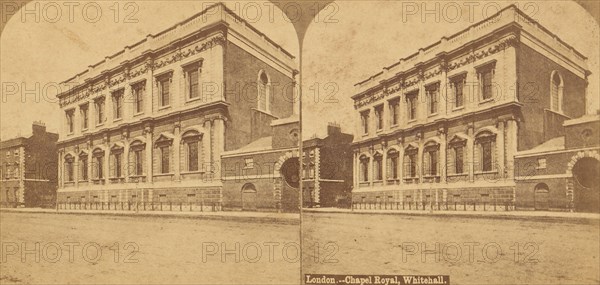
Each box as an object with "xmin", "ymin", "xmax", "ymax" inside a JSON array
[
  {"xmin": 352, "ymin": 34, "xmax": 518, "ymax": 110},
  {"xmin": 58, "ymin": 33, "xmax": 226, "ymax": 108}
]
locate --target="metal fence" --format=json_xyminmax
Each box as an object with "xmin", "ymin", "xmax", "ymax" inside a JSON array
[
  {"xmin": 352, "ymin": 201, "xmax": 516, "ymax": 211},
  {"xmin": 57, "ymin": 202, "xmax": 222, "ymax": 212}
]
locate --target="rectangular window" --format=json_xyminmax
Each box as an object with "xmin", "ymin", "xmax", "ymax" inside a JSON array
[
  {"xmin": 132, "ymin": 83, "xmax": 145, "ymax": 114},
  {"xmin": 113, "ymin": 90, "xmax": 123, "ymax": 120},
  {"xmin": 481, "ymin": 141, "xmax": 492, "ymax": 172},
  {"xmin": 455, "ymin": 146, "xmax": 464, "ymax": 174},
  {"xmin": 244, "ymin": 158, "xmax": 254, "ymax": 169},
  {"xmin": 80, "ymin": 104, "xmax": 88, "ymax": 130},
  {"xmin": 159, "ymin": 77, "xmax": 170, "ymax": 107},
  {"xmin": 537, "ymin": 158, "xmax": 547, "ymax": 169},
  {"xmin": 407, "ymin": 92, "xmax": 417, "ymax": 120},
  {"xmin": 360, "ymin": 110, "xmax": 369, "ymax": 135},
  {"xmin": 478, "ymin": 64, "xmax": 495, "ymax": 101},
  {"xmin": 375, "ymin": 105, "xmax": 384, "ymax": 130},
  {"xmin": 66, "ymin": 110, "xmax": 74, "ymax": 134},
  {"xmin": 390, "ymin": 99, "xmax": 400, "ymax": 126},
  {"xmin": 160, "ymin": 146, "xmax": 170, "ymax": 174},
  {"xmin": 187, "ymin": 69, "xmax": 199, "ymax": 99},
  {"xmin": 187, "ymin": 141, "xmax": 198, "ymax": 172},
  {"xmin": 426, "ymin": 84, "xmax": 439, "ymax": 115},
  {"xmin": 95, "ymin": 99, "xmax": 105, "ymax": 125},
  {"xmin": 134, "ymin": 150, "xmax": 143, "ymax": 175},
  {"xmin": 452, "ymin": 77, "xmax": 465, "ymax": 108}
]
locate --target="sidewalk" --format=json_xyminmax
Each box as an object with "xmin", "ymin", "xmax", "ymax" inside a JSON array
[
  {"xmin": 0, "ymin": 207, "xmax": 300, "ymax": 225},
  {"xmin": 303, "ymin": 207, "xmax": 600, "ymax": 222}
]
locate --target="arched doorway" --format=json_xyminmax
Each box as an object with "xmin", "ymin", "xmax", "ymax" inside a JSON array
[
  {"xmin": 534, "ymin": 183, "xmax": 549, "ymax": 211},
  {"xmin": 572, "ymin": 157, "xmax": 600, "ymax": 213},
  {"xmin": 280, "ymin": 157, "xmax": 300, "ymax": 212},
  {"xmin": 241, "ymin": 183, "xmax": 257, "ymax": 211}
]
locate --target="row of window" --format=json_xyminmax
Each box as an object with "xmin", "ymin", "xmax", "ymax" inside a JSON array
[
  {"xmin": 65, "ymin": 68, "xmax": 273, "ymax": 135},
  {"xmin": 358, "ymin": 131, "xmax": 496, "ymax": 183},
  {"xmin": 63, "ymin": 130, "xmax": 203, "ymax": 182},
  {"xmin": 1, "ymin": 165, "xmax": 20, "ymax": 179},
  {"xmin": 5, "ymin": 149, "xmax": 19, "ymax": 157},
  {"xmin": 360, "ymin": 63, "xmax": 495, "ymax": 135},
  {"xmin": 65, "ymin": 63, "xmax": 203, "ymax": 134}
]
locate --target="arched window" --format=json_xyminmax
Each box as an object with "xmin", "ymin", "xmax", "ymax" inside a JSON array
[
  {"xmin": 64, "ymin": 154, "xmax": 74, "ymax": 182},
  {"xmin": 182, "ymin": 130, "xmax": 202, "ymax": 172},
  {"xmin": 373, "ymin": 152, "xmax": 383, "ymax": 181},
  {"xmin": 386, "ymin": 149, "xmax": 399, "ymax": 180},
  {"xmin": 359, "ymin": 155, "xmax": 369, "ymax": 182},
  {"xmin": 475, "ymin": 131, "xmax": 497, "ymax": 172},
  {"xmin": 257, "ymin": 70, "xmax": 270, "ymax": 112},
  {"xmin": 155, "ymin": 134, "xmax": 174, "ymax": 174},
  {"xmin": 129, "ymin": 140, "xmax": 145, "ymax": 176},
  {"xmin": 448, "ymin": 136, "xmax": 467, "ymax": 175},
  {"xmin": 404, "ymin": 145, "xmax": 418, "ymax": 178},
  {"xmin": 550, "ymin": 71, "xmax": 563, "ymax": 112},
  {"xmin": 110, "ymin": 145, "xmax": 124, "ymax": 178},
  {"xmin": 423, "ymin": 141, "xmax": 440, "ymax": 177},
  {"xmin": 92, "ymin": 148, "xmax": 105, "ymax": 179},
  {"xmin": 79, "ymin": 152, "xmax": 88, "ymax": 180}
]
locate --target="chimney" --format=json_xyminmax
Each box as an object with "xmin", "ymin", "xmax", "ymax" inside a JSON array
[
  {"xmin": 32, "ymin": 121, "xmax": 46, "ymax": 135},
  {"xmin": 327, "ymin": 122, "xmax": 341, "ymax": 135}
]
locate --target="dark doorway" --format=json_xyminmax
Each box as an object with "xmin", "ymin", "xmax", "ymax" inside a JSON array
[
  {"xmin": 280, "ymin": 157, "xmax": 300, "ymax": 212},
  {"xmin": 534, "ymin": 183, "xmax": 549, "ymax": 211},
  {"xmin": 241, "ymin": 183, "xmax": 257, "ymax": 211},
  {"xmin": 573, "ymin": 157, "xmax": 600, "ymax": 213}
]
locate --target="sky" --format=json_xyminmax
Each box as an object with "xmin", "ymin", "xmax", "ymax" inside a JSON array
[
  {"xmin": 301, "ymin": 1, "xmax": 600, "ymax": 138},
  {"xmin": 1, "ymin": 1, "xmax": 598, "ymax": 141},
  {"xmin": 0, "ymin": 0, "xmax": 298, "ymax": 139}
]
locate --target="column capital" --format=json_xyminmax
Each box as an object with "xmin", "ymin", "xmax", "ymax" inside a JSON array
[{"xmin": 143, "ymin": 124, "xmax": 153, "ymax": 135}]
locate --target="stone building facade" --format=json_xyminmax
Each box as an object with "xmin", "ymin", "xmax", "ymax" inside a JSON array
[
  {"xmin": 0, "ymin": 122, "xmax": 58, "ymax": 207},
  {"xmin": 350, "ymin": 5, "xmax": 591, "ymax": 210},
  {"xmin": 55, "ymin": 3, "xmax": 298, "ymax": 211}
]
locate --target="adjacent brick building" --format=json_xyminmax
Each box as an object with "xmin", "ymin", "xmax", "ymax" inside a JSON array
[
  {"xmin": 302, "ymin": 123, "xmax": 354, "ymax": 208},
  {"xmin": 55, "ymin": 3, "xmax": 299, "ymax": 212},
  {"xmin": 350, "ymin": 5, "xmax": 594, "ymax": 211},
  {"xmin": 514, "ymin": 114, "xmax": 599, "ymax": 212},
  {"xmin": 0, "ymin": 122, "xmax": 58, "ymax": 207}
]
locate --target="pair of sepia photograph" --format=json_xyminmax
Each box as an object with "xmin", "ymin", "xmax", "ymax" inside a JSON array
[{"xmin": 0, "ymin": 1, "xmax": 599, "ymax": 284}]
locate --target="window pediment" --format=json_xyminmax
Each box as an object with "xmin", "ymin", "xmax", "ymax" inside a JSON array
[
  {"xmin": 155, "ymin": 133, "xmax": 174, "ymax": 147},
  {"xmin": 182, "ymin": 130, "xmax": 202, "ymax": 142}
]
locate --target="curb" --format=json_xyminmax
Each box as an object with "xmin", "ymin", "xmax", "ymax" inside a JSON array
[
  {"xmin": 302, "ymin": 209, "xmax": 600, "ymax": 224},
  {"xmin": 0, "ymin": 209, "xmax": 300, "ymax": 225}
]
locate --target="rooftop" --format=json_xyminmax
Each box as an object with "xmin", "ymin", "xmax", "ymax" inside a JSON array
[
  {"xmin": 59, "ymin": 2, "xmax": 295, "ymax": 95},
  {"xmin": 354, "ymin": 4, "xmax": 589, "ymax": 90}
]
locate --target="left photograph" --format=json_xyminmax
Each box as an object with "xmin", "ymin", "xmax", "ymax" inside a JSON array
[{"xmin": 1, "ymin": 1, "xmax": 301, "ymax": 284}]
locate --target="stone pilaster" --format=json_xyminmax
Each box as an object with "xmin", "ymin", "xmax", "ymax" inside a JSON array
[
  {"xmin": 467, "ymin": 123, "xmax": 475, "ymax": 182},
  {"xmin": 173, "ymin": 122, "xmax": 181, "ymax": 181},
  {"xmin": 144, "ymin": 125, "xmax": 153, "ymax": 183},
  {"xmin": 496, "ymin": 119, "xmax": 506, "ymax": 177}
]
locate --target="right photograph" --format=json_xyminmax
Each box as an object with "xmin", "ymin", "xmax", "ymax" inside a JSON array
[{"xmin": 300, "ymin": 1, "xmax": 600, "ymax": 284}]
